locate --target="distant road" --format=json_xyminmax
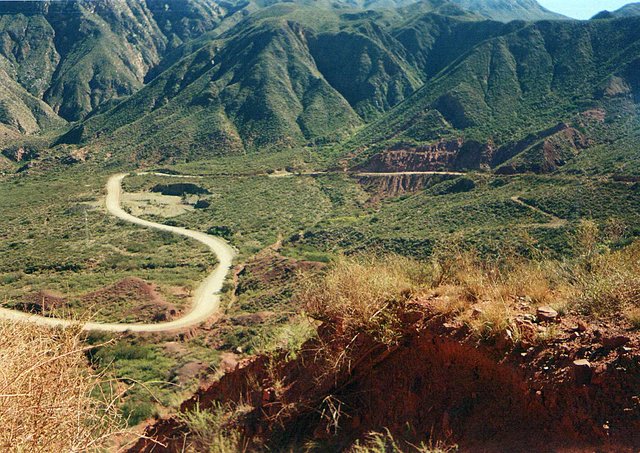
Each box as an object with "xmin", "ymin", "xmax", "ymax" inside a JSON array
[
  {"xmin": 267, "ymin": 170, "xmax": 465, "ymax": 178},
  {"xmin": 510, "ymin": 195, "xmax": 568, "ymax": 229},
  {"xmin": 0, "ymin": 173, "xmax": 236, "ymax": 333},
  {"xmin": 354, "ymin": 171, "xmax": 465, "ymax": 177}
]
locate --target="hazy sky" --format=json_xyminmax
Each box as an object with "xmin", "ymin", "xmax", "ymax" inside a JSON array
[{"xmin": 537, "ymin": 0, "xmax": 634, "ymax": 19}]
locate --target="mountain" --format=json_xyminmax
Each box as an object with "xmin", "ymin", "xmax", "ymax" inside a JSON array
[
  {"xmin": 348, "ymin": 16, "xmax": 640, "ymax": 172},
  {"xmin": 0, "ymin": 67, "xmax": 63, "ymax": 135},
  {"xmin": 0, "ymin": 0, "xmax": 244, "ymax": 138},
  {"xmin": 449, "ymin": 0, "xmax": 566, "ymax": 22},
  {"xmin": 0, "ymin": 0, "xmax": 170, "ymax": 123},
  {"xmin": 1, "ymin": 0, "xmax": 638, "ymax": 172},
  {"xmin": 593, "ymin": 3, "xmax": 640, "ymax": 19},
  {"xmin": 68, "ymin": 4, "xmax": 502, "ymax": 159},
  {"xmin": 0, "ymin": 0, "xmax": 571, "ymax": 141}
]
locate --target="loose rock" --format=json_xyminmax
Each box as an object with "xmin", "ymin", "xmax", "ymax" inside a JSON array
[
  {"xmin": 537, "ymin": 306, "xmax": 559, "ymax": 322},
  {"xmin": 573, "ymin": 359, "xmax": 593, "ymax": 385}
]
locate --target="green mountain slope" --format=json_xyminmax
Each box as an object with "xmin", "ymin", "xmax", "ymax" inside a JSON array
[
  {"xmin": 42, "ymin": 0, "xmax": 168, "ymax": 121},
  {"xmin": 73, "ymin": 14, "xmax": 368, "ymax": 160},
  {"xmin": 0, "ymin": 14, "xmax": 59, "ymax": 99},
  {"xmin": 0, "ymin": 0, "xmax": 573, "ymax": 135},
  {"xmin": 0, "ymin": 0, "xmax": 232, "ymax": 125},
  {"xmin": 70, "ymin": 3, "xmax": 525, "ymax": 158},
  {"xmin": 348, "ymin": 16, "xmax": 640, "ymax": 171},
  {"xmin": 0, "ymin": 0, "xmax": 171, "ymax": 121},
  {"xmin": 0, "ymin": 67, "xmax": 64, "ymax": 135}
]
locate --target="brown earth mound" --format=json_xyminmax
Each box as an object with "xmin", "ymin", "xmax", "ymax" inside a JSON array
[
  {"xmin": 19, "ymin": 277, "xmax": 179, "ymax": 323},
  {"xmin": 131, "ymin": 299, "xmax": 640, "ymax": 452},
  {"xmin": 19, "ymin": 290, "xmax": 67, "ymax": 313}
]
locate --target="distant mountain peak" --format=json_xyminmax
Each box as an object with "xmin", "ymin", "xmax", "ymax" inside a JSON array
[
  {"xmin": 592, "ymin": 2, "xmax": 640, "ymax": 19},
  {"xmin": 448, "ymin": 0, "xmax": 567, "ymax": 22}
]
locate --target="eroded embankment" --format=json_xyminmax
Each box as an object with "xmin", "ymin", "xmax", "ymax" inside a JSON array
[{"xmin": 132, "ymin": 300, "xmax": 640, "ymax": 452}]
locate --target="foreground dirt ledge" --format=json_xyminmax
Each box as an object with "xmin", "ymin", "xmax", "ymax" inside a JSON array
[{"xmin": 132, "ymin": 300, "xmax": 640, "ymax": 452}]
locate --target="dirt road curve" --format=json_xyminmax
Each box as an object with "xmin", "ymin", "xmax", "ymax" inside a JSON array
[{"xmin": 0, "ymin": 173, "xmax": 236, "ymax": 333}]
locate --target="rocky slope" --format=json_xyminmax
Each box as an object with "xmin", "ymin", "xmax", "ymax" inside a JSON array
[{"xmin": 132, "ymin": 298, "xmax": 640, "ymax": 452}]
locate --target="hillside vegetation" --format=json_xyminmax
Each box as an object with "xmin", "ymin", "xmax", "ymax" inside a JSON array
[
  {"xmin": 1, "ymin": 1, "xmax": 640, "ymax": 451},
  {"xmin": 134, "ymin": 233, "xmax": 640, "ymax": 452},
  {"xmin": 0, "ymin": 0, "xmax": 588, "ymax": 154},
  {"xmin": 48, "ymin": 7, "xmax": 639, "ymax": 166}
]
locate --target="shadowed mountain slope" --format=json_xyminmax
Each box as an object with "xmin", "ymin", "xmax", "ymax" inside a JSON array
[
  {"xmin": 71, "ymin": 4, "xmax": 501, "ymax": 158},
  {"xmin": 348, "ymin": 16, "xmax": 640, "ymax": 171}
]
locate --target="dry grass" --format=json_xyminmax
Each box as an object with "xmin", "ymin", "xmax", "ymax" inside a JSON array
[
  {"xmin": 437, "ymin": 256, "xmax": 574, "ymax": 340},
  {"xmin": 177, "ymin": 402, "xmax": 250, "ymax": 453},
  {"xmin": 0, "ymin": 321, "xmax": 123, "ymax": 452},
  {"xmin": 626, "ymin": 307, "xmax": 640, "ymax": 330},
  {"xmin": 301, "ymin": 235, "xmax": 640, "ymax": 344},
  {"xmin": 574, "ymin": 241, "xmax": 640, "ymax": 317},
  {"xmin": 301, "ymin": 254, "xmax": 428, "ymax": 344},
  {"xmin": 349, "ymin": 429, "xmax": 458, "ymax": 453}
]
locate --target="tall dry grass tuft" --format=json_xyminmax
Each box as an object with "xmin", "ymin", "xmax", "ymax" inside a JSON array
[
  {"xmin": 349, "ymin": 429, "xmax": 458, "ymax": 453},
  {"xmin": 301, "ymin": 254, "xmax": 428, "ymax": 343},
  {"xmin": 177, "ymin": 402, "xmax": 250, "ymax": 453},
  {"xmin": 300, "ymin": 233, "xmax": 640, "ymax": 348},
  {"xmin": 0, "ymin": 321, "xmax": 122, "ymax": 452},
  {"xmin": 575, "ymin": 241, "xmax": 640, "ymax": 317}
]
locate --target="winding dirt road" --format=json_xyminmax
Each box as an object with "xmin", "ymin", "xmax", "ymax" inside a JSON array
[{"xmin": 0, "ymin": 173, "xmax": 236, "ymax": 333}]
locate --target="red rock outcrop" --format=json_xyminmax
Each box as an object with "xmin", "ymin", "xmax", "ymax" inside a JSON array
[
  {"xmin": 358, "ymin": 139, "xmax": 494, "ymax": 173},
  {"xmin": 131, "ymin": 301, "xmax": 640, "ymax": 452}
]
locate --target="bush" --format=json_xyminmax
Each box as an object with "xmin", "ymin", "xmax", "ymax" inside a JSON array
[
  {"xmin": 178, "ymin": 403, "xmax": 246, "ymax": 453},
  {"xmin": 431, "ymin": 177, "xmax": 476, "ymax": 196},
  {"xmin": 300, "ymin": 255, "xmax": 429, "ymax": 344},
  {"xmin": 122, "ymin": 399, "xmax": 156, "ymax": 426},
  {"xmin": 575, "ymin": 242, "xmax": 640, "ymax": 317},
  {"xmin": 0, "ymin": 322, "xmax": 121, "ymax": 451}
]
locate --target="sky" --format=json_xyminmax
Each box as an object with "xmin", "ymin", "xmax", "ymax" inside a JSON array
[{"xmin": 537, "ymin": 0, "xmax": 635, "ymax": 19}]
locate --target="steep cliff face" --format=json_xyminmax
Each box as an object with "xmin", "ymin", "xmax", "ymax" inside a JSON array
[{"xmin": 357, "ymin": 138, "xmax": 494, "ymax": 172}]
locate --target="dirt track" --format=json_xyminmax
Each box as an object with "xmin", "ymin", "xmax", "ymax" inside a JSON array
[{"xmin": 0, "ymin": 173, "xmax": 236, "ymax": 333}]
